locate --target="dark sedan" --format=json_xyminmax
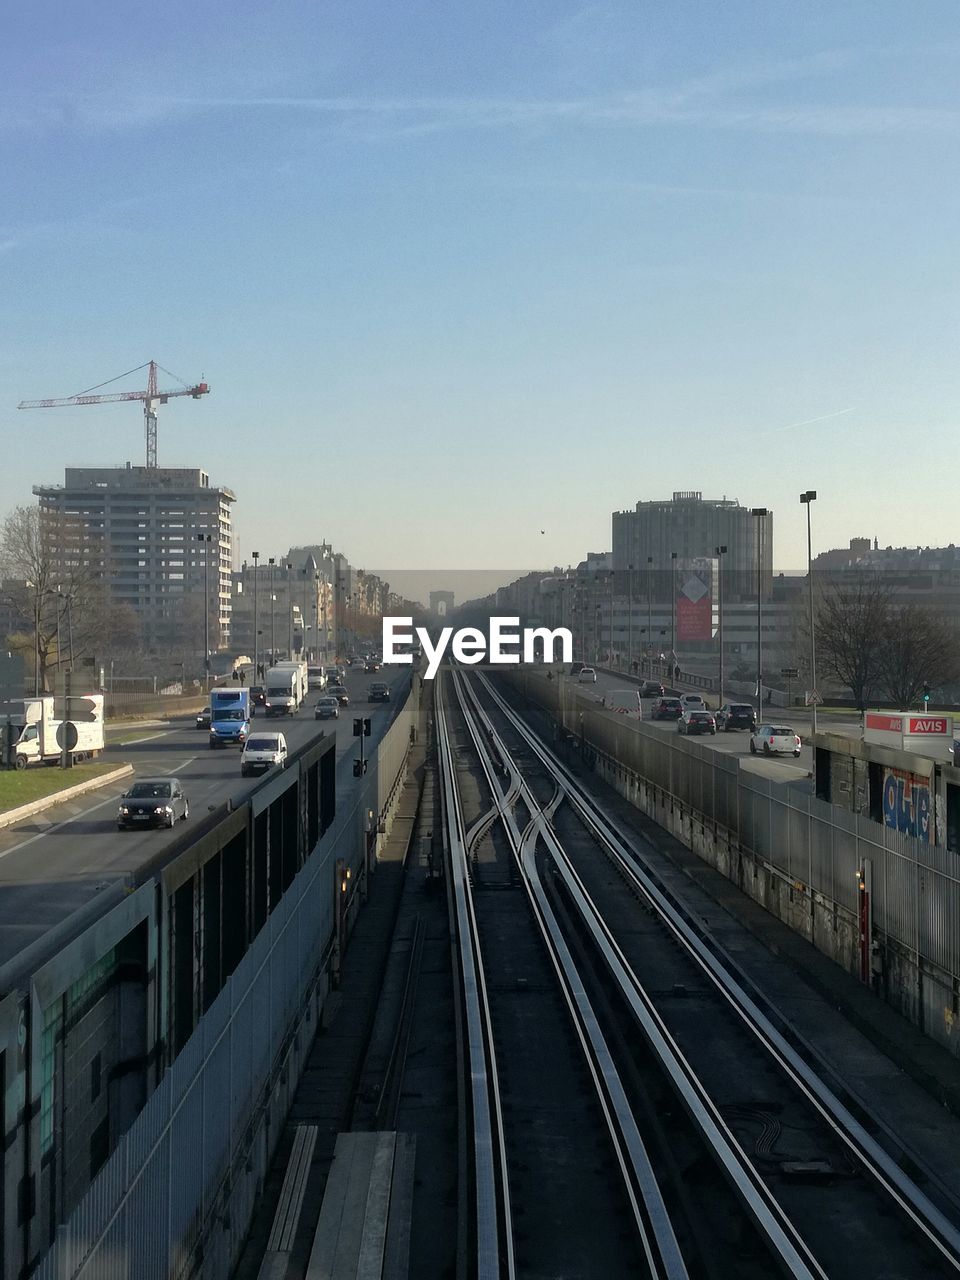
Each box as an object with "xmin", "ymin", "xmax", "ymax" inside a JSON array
[
  {"xmin": 651, "ymin": 697, "xmax": 683, "ymax": 721},
  {"xmin": 715, "ymin": 703, "xmax": 757, "ymax": 732},
  {"xmin": 678, "ymin": 710, "xmax": 716, "ymax": 736},
  {"xmin": 249, "ymin": 686, "xmax": 266, "ymax": 713},
  {"xmin": 196, "ymin": 706, "xmax": 211, "ymax": 729},
  {"xmin": 640, "ymin": 680, "xmax": 664, "ymax": 698},
  {"xmin": 118, "ymin": 779, "xmax": 189, "ymax": 830},
  {"xmin": 327, "ymin": 684, "xmax": 350, "ymax": 705},
  {"xmin": 369, "ymin": 682, "xmax": 391, "ymax": 702}
]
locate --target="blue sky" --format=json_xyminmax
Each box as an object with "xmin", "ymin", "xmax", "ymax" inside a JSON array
[{"xmin": 2, "ymin": 2, "xmax": 959, "ymax": 575}]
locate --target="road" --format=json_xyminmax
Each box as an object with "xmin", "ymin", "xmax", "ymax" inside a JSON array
[
  {"xmin": 0, "ymin": 664, "xmax": 411, "ymax": 970},
  {"xmin": 561, "ymin": 668, "xmax": 826, "ymax": 783}
]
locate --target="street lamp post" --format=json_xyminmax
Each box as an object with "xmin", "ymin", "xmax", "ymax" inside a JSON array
[
  {"xmin": 58, "ymin": 588, "xmax": 74, "ymax": 672},
  {"xmin": 252, "ymin": 551, "xmax": 260, "ymax": 678},
  {"xmin": 198, "ymin": 533, "xmax": 212, "ymax": 690},
  {"xmin": 670, "ymin": 551, "xmax": 677, "ymax": 680},
  {"xmin": 315, "ymin": 573, "xmax": 322, "ymax": 661},
  {"xmin": 800, "ymin": 491, "xmax": 818, "ymax": 734},
  {"xmin": 286, "ymin": 563, "xmax": 293, "ymax": 658},
  {"xmin": 627, "ymin": 564, "xmax": 633, "ymax": 674},
  {"xmin": 715, "ymin": 545, "xmax": 727, "ymax": 706},
  {"xmin": 269, "ymin": 558, "xmax": 276, "ymax": 665},
  {"xmin": 751, "ymin": 509, "xmax": 769, "ymax": 714},
  {"xmin": 646, "ymin": 556, "xmax": 653, "ymax": 675},
  {"xmin": 608, "ymin": 571, "xmax": 615, "ymax": 667}
]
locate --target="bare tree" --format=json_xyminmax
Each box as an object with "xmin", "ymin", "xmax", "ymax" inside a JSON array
[
  {"xmin": 876, "ymin": 605, "xmax": 960, "ymax": 709},
  {"xmin": 815, "ymin": 575, "xmax": 892, "ymax": 711},
  {"xmin": 0, "ymin": 505, "xmax": 100, "ymax": 690}
]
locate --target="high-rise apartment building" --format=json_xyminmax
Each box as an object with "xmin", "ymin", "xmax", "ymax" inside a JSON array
[
  {"xmin": 612, "ymin": 492, "xmax": 773, "ymax": 597},
  {"xmin": 34, "ymin": 465, "xmax": 235, "ymax": 652}
]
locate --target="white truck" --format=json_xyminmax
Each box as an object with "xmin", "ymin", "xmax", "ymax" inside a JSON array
[
  {"xmin": 264, "ymin": 667, "xmax": 299, "ymax": 717},
  {"xmin": 271, "ymin": 660, "xmax": 309, "ymax": 706},
  {"xmin": 12, "ymin": 694, "xmax": 106, "ymax": 769},
  {"xmin": 602, "ymin": 689, "xmax": 642, "ymax": 718}
]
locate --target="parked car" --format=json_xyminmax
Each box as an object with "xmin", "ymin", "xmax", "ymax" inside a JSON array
[
  {"xmin": 639, "ymin": 680, "xmax": 664, "ymax": 697},
  {"xmin": 651, "ymin": 697, "xmax": 684, "ymax": 721},
  {"xmin": 327, "ymin": 684, "xmax": 350, "ymax": 705},
  {"xmin": 196, "ymin": 706, "xmax": 211, "ymax": 729},
  {"xmin": 750, "ymin": 725, "xmax": 802, "ymax": 757},
  {"xmin": 369, "ymin": 682, "xmax": 391, "ymax": 702},
  {"xmin": 314, "ymin": 697, "xmax": 340, "ymax": 720},
  {"xmin": 679, "ymin": 709, "xmax": 716, "ymax": 736},
  {"xmin": 570, "ymin": 662, "xmax": 585, "ymax": 677},
  {"xmin": 681, "ymin": 694, "xmax": 708, "ymax": 711},
  {"xmin": 715, "ymin": 703, "xmax": 756, "ymax": 732},
  {"xmin": 117, "ymin": 778, "xmax": 189, "ymax": 830},
  {"xmin": 241, "ymin": 732, "xmax": 288, "ymax": 776},
  {"xmin": 578, "ymin": 667, "xmax": 597, "ymax": 683}
]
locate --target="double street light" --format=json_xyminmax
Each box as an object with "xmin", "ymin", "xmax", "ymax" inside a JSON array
[
  {"xmin": 715, "ymin": 545, "xmax": 727, "ymax": 705},
  {"xmin": 751, "ymin": 509, "xmax": 769, "ymax": 712},
  {"xmin": 800, "ymin": 491, "xmax": 818, "ymax": 734},
  {"xmin": 197, "ymin": 532, "xmax": 212, "ymax": 691}
]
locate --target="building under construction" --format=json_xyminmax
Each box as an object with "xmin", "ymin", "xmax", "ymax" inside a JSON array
[{"xmin": 34, "ymin": 465, "xmax": 236, "ymax": 654}]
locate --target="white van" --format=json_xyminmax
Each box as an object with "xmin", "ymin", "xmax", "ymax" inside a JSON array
[
  {"xmin": 241, "ymin": 731, "xmax": 288, "ymax": 777},
  {"xmin": 603, "ymin": 689, "xmax": 642, "ymax": 718}
]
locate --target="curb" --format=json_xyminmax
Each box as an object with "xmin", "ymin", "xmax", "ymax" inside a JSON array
[{"xmin": 0, "ymin": 765, "xmax": 134, "ymax": 831}]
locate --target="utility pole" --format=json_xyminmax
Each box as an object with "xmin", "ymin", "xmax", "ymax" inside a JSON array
[
  {"xmin": 751, "ymin": 509, "xmax": 769, "ymax": 714},
  {"xmin": 715, "ymin": 545, "xmax": 727, "ymax": 705},
  {"xmin": 198, "ymin": 532, "xmax": 211, "ymax": 691},
  {"xmin": 269, "ymin": 558, "xmax": 276, "ymax": 666},
  {"xmin": 670, "ymin": 551, "xmax": 677, "ymax": 681},
  {"xmin": 801, "ymin": 491, "xmax": 818, "ymax": 734},
  {"xmin": 252, "ymin": 551, "xmax": 260, "ymax": 678},
  {"xmin": 646, "ymin": 556, "xmax": 653, "ymax": 676}
]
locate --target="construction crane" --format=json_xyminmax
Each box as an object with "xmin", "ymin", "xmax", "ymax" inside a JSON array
[{"xmin": 18, "ymin": 360, "xmax": 210, "ymax": 469}]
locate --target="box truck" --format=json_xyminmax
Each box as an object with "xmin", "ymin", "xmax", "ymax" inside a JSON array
[
  {"xmin": 271, "ymin": 660, "xmax": 309, "ymax": 706},
  {"xmin": 264, "ymin": 667, "xmax": 299, "ymax": 716},
  {"xmin": 602, "ymin": 689, "xmax": 642, "ymax": 718},
  {"xmin": 209, "ymin": 686, "xmax": 251, "ymax": 748},
  {"xmin": 12, "ymin": 694, "xmax": 106, "ymax": 769}
]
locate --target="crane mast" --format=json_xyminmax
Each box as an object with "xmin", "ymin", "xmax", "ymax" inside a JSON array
[{"xmin": 18, "ymin": 360, "xmax": 210, "ymax": 468}]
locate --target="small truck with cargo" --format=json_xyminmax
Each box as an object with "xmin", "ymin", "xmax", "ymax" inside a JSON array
[
  {"xmin": 270, "ymin": 661, "xmax": 308, "ymax": 707},
  {"xmin": 11, "ymin": 694, "xmax": 106, "ymax": 769},
  {"xmin": 602, "ymin": 689, "xmax": 642, "ymax": 718}
]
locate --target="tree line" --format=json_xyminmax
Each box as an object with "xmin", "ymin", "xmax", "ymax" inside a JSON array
[{"xmin": 815, "ymin": 575, "xmax": 959, "ymax": 710}]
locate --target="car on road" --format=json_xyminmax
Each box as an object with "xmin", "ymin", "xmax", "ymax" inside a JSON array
[
  {"xmin": 578, "ymin": 667, "xmax": 597, "ymax": 683},
  {"xmin": 651, "ymin": 697, "xmax": 683, "ymax": 721},
  {"xmin": 681, "ymin": 694, "xmax": 708, "ymax": 711},
  {"xmin": 314, "ymin": 697, "xmax": 340, "ymax": 720},
  {"xmin": 118, "ymin": 779, "xmax": 189, "ymax": 830},
  {"xmin": 640, "ymin": 680, "xmax": 664, "ymax": 698},
  {"xmin": 369, "ymin": 682, "xmax": 391, "ymax": 702},
  {"xmin": 750, "ymin": 725, "xmax": 802, "ymax": 757},
  {"xmin": 715, "ymin": 703, "xmax": 757, "ymax": 732},
  {"xmin": 365, "ymin": 657, "xmax": 382, "ymax": 672},
  {"xmin": 249, "ymin": 686, "xmax": 266, "ymax": 713},
  {"xmin": 241, "ymin": 732, "xmax": 288, "ymax": 776},
  {"xmin": 570, "ymin": 662, "xmax": 585, "ymax": 677},
  {"xmin": 327, "ymin": 684, "xmax": 350, "ymax": 705},
  {"xmin": 196, "ymin": 706, "xmax": 211, "ymax": 729},
  {"xmin": 678, "ymin": 709, "xmax": 716, "ymax": 736}
]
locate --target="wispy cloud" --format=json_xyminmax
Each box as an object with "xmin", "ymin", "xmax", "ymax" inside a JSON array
[{"xmin": 759, "ymin": 407, "xmax": 855, "ymax": 437}]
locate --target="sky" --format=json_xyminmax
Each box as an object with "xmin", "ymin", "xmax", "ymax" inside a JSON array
[{"xmin": 2, "ymin": 2, "xmax": 960, "ymax": 577}]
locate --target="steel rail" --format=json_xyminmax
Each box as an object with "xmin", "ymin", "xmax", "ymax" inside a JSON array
[
  {"xmin": 436, "ymin": 676, "xmax": 515, "ymax": 1279},
  {"xmin": 453, "ymin": 670, "xmax": 691, "ymax": 1280},
  {"xmin": 459, "ymin": 671, "xmax": 823, "ymax": 1279},
  {"xmin": 479, "ymin": 671, "xmax": 960, "ymax": 1274}
]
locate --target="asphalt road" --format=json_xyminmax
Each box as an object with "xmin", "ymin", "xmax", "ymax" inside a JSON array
[
  {"xmin": 560, "ymin": 668, "xmax": 819, "ymax": 782},
  {"xmin": 0, "ymin": 663, "xmax": 411, "ymax": 969}
]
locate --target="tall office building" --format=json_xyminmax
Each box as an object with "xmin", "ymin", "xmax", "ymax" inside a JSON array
[
  {"xmin": 612, "ymin": 492, "xmax": 773, "ymax": 597},
  {"xmin": 34, "ymin": 465, "xmax": 236, "ymax": 653}
]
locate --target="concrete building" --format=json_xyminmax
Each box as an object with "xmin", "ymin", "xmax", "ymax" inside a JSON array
[
  {"xmin": 34, "ymin": 466, "xmax": 235, "ymax": 654},
  {"xmin": 612, "ymin": 492, "xmax": 773, "ymax": 598}
]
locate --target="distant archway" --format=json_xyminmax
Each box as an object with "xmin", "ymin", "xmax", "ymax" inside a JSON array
[{"xmin": 429, "ymin": 590, "xmax": 455, "ymax": 617}]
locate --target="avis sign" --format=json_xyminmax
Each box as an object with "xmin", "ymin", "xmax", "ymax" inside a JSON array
[{"xmin": 863, "ymin": 711, "xmax": 954, "ymax": 761}]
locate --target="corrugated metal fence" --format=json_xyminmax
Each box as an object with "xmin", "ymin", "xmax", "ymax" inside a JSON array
[{"xmin": 35, "ymin": 685, "xmax": 419, "ymax": 1280}]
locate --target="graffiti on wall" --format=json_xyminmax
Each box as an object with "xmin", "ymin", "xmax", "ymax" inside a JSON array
[{"xmin": 881, "ymin": 767, "xmax": 932, "ymax": 843}]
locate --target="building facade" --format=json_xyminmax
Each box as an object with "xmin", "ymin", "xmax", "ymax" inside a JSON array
[
  {"xmin": 34, "ymin": 466, "xmax": 235, "ymax": 655},
  {"xmin": 612, "ymin": 492, "xmax": 773, "ymax": 598}
]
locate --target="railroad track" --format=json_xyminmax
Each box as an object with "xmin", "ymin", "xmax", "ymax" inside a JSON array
[{"xmin": 452, "ymin": 666, "xmax": 960, "ymax": 1280}]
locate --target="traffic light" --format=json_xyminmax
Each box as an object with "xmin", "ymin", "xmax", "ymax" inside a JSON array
[
  {"xmin": 923, "ymin": 683, "xmax": 931, "ymax": 705},
  {"xmin": 353, "ymin": 718, "xmax": 371, "ymax": 737},
  {"xmin": 353, "ymin": 758, "xmax": 367, "ymax": 777}
]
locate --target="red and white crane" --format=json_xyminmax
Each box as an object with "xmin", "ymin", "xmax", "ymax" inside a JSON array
[{"xmin": 18, "ymin": 360, "xmax": 210, "ymax": 469}]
